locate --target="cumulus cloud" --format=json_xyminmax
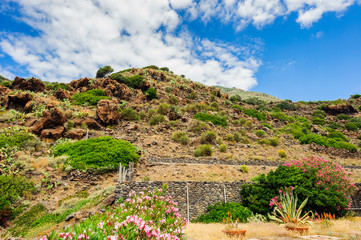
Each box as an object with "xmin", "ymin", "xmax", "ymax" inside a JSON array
[{"xmin": 0, "ymin": 0, "xmax": 261, "ymax": 90}]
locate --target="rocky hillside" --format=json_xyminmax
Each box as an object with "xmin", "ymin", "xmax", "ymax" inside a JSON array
[
  {"xmin": 1, "ymin": 66, "xmax": 361, "ymax": 238},
  {"xmin": 217, "ymin": 86, "xmax": 282, "ymax": 102}
]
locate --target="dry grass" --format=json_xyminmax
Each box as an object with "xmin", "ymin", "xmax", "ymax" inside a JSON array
[{"xmin": 185, "ymin": 218, "xmax": 361, "ymax": 240}]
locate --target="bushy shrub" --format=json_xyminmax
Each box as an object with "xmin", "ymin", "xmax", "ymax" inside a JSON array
[
  {"xmin": 328, "ymin": 131, "xmax": 349, "ymax": 142},
  {"xmin": 171, "ymin": 131, "xmax": 190, "ymax": 145},
  {"xmin": 345, "ymin": 122, "xmax": 358, "ymax": 132},
  {"xmin": 195, "ymin": 202, "xmax": 253, "ymax": 223},
  {"xmin": 200, "ymin": 131, "xmax": 217, "ymax": 144},
  {"xmin": 145, "ymin": 88, "xmax": 157, "ymax": 100},
  {"xmin": 188, "ymin": 120, "xmax": 209, "ymax": 133},
  {"xmin": 262, "ymin": 123, "xmax": 273, "ymax": 130},
  {"xmin": 0, "ymin": 131, "xmax": 35, "ymax": 149},
  {"xmin": 157, "ymin": 103, "xmax": 170, "ymax": 115},
  {"xmin": 275, "ymin": 101, "xmax": 297, "ymax": 111},
  {"xmin": 299, "ymin": 133, "xmax": 357, "ymax": 152},
  {"xmin": 71, "ymin": 89, "xmax": 110, "ymax": 106},
  {"xmin": 111, "ymin": 73, "xmax": 147, "ymax": 90},
  {"xmin": 241, "ymin": 157, "xmax": 357, "ymax": 217},
  {"xmin": 254, "ymin": 130, "xmax": 266, "ymax": 138},
  {"xmin": 278, "ymin": 149, "xmax": 287, "ymax": 158},
  {"xmin": 312, "ymin": 110, "xmax": 326, "ymax": 119},
  {"xmin": 312, "ymin": 117, "xmax": 326, "ymax": 125},
  {"xmin": 328, "ymin": 121, "xmax": 343, "ymax": 130},
  {"xmin": 45, "ymin": 82, "xmax": 70, "ymax": 91},
  {"xmin": 337, "ymin": 114, "xmax": 351, "ymax": 120},
  {"xmin": 242, "ymin": 97, "xmax": 266, "ymax": 106},
  {"xmin": 351, "ymin": 94, "xmax": 361, "ymax": 99},
  {"xmin": 194, "ymin": 112, "xmax": 228, "ymax": 127},
  {"xmin": 143, "ymin": 65, "xmax": 159, "ymax": 69},
  {"xmin": 229, "ymin": 94, "xmax": 242, "ymax": 102},
  {"xmin": 233, "ymin": 132, "xmax": 242, "ymax": 142},
  {"xmin": 239, "ymin": 165, "xmax": 249, "ymax": 173},
  {"xmin": 232, "ymin": 104, "xmax": 243, "ymax": 112},
  {"xmin": 194, "ymin": 145, "xmax": 213, "ymax": 157},
  {"xmin": 54, "ymin": 136, "xmax": 140, "ymax": 171},
  {"xmin": 243, "ymin": 109, "xmax": 266, "ymax": 121},
  {"xmin": 219, "ymin": 144, "xmax": 227, "ymax": 152},
  {"xmin": 0, "ymin": 175, "xmax": 34, "ymax": 226},
  {"xmin": 96, "ymin": 66, "xmax": 114, "ymax": 78},
  {"xmin": 268, "ymin": 137, "xmax": 279, "ymax": 147},
  {"xmin": 160, "ymin": 67, "xmax": 169, "ymax": 71},
  {"xmin": 41, "ymin": 187, "xmax": 187, "ymax": 240},
  {"xmin": 271, "ymin": 112, "xmax": 295, "ymax": 122},
  {"xmin": 121, "ymin": 108, "xmax": 140, "ymax": 121},
  {"xmin": 149, "ymin": 114, "xmax": 165, "ymax": 125}
]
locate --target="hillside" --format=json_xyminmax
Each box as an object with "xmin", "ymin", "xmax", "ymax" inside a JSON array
[
  {"xmin": 1, "ymin": 66, "xmax": 361, "ymax": 238},
  {"xmin": 217, "ymin": 86, "xmax": 282, "ymax": 102}
]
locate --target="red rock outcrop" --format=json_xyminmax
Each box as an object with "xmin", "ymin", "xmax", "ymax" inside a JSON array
[
  {"xmin": 84, "ymin": 118, "xmax": 102, "ymax": 130},
  {"xmin": 12, "ymin": 77, "xmax": 45, "ymax": 92},
  {"xmin": 322, "ymin": 105, "xmax": 357, "ymax": 115},
  {"xmin": 96, "ymin": 99, "xmax": 119, "ymax": 125},
  {"xmin": 65, "ymin": 129, "xmax": 86, "ymax": 140},
  {"xmin": 2, "ymin": 92, "xmax": 32, "ymax": 110},
  {"xmin": 55, "ymin": 88, "xmax": 71, "ymax": 100}
]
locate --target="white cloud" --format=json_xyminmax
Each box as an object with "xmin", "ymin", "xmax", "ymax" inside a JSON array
[{"xmin": 0, "ymin": 0, "xmax": 261, "ymax": 90}]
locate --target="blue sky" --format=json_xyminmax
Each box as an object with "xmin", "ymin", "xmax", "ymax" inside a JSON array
[{"xmin": 0, "ymin": 0, "xmax": 361, "ymax": 101}]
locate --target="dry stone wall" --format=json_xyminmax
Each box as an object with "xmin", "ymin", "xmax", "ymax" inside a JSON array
[{"xmin": 115, "ymin": 181, "xmax": 244, "ymax": 220}]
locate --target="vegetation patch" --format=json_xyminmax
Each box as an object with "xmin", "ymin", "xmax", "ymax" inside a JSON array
[
  {"xmin": 71, "ymin": 89, "xmax": 110, "ymax": 106},
  {"xmin": 54, "ymin": 136, "xmax": 140, "ymax": 171},
  {"xmin": 243, "ymin": 109, "xmax": 266, "ymax": 121},
  {"xmin": 194, "ymin": 145, "xmax": 213, "ymax": 157},
  {"xmin": 194, "ymin": 112, "xmax": 228, "ymax": 127}
]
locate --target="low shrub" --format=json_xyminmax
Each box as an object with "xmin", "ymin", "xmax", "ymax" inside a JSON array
[
  {"xmin": 328, "ymin": 131, "xmax": 349, "ymax": 142},
  {"xmin": 145, "ymin": 88, "xmax": 157, "ymax": 100},
  {"xmin": 312, "ymin": 110, "xmax": 326, "ymax": 119},
  {"xmin": 328, "ymin": 121, "xmax": 343, "ymax": 130},
  {"xmin": 278, "ymin": 149, "xmax": 287, "ymax": 158},
  {"xmin": 111, "ymin": 73, "xmax": 147, "ymax": 90},
  {"xmin": 337, "ymin": 114, "xmax": 351, "ymax": 120},
  {"xmin": 194, "ymin": 145, "xmax": 213, "ymax": 157},
  {"xmin": 45, "ymin": 82, "xmax": 70, "ymax": 91},
  {"xmin": 243, "ymin": 109, "xmax": 266, "ymax": 121},
  {"xmin": 233, "ymin": 132, "xmax": 242, "ymax": 142},
  {"xmin": 188, "ymin": 120, "xmax": 209, "ymax": 133},
  {"xmin": 195, "ymin": 202, "xmax": 253, "ymax": 223},
  {"xmin": 224, "ymin": 134, "xmax": 234, "ymax": 141},
  {"xmin": 254, "ymin": 130, "xmax": 266, "ymax": 138},
  {"xmin": 121, "ymin": 108, "xmax": 140, "ymax": 121},
  {"xmin": 271, "ymin": 112, "xmax": 295, "ymax": 122},
  {"xmin": 262, "ymin": 123, "xmax": 273, "ymax": 130},
  {"xmin": 171, "ymin": 131, "xmax": 190, "ymax": 145},
  {"xmin": 268, "ymin": 137, "xmax": 279, "ymax": 147},
  {"xmin": 239, "ymin": 165, "xmax": 249, "ymax": 173},
  {"xmin": 232, "ymin": 104, "xmax": 243, "ymax": 112},
  {"xmin": 194, "ymin": 112, "xmax": 228, "ymax": 127},
  {"xmin": 229, "ymin": 94, "xmax": 242, "ymax": 102},
  {"xmin": 0, "ymin": 131, "xmax": 35, "ymax": 149},
  {"xmin": 219, "ymin": 144, "xmax": 227, "ymax": 152},
  {"xmin": 345, "ymin": 122, "xmax": 358, "ymax": 132},
  {"xmin": 275, "ymin": 101, "xmax": 297, "ymax": 111},
  {"xmin": 71, "ymin": 89, "xmax": 110, "ymax": 106},
  {"xmin": 242, "ymin": 97, "xmax": 266, "ymax": 106},
  {"xmin": 200, "ymin": 131, "xmax": 217, "ymax": 144},
  {"xmin": 54, "ymin": 136, "xmax": 140, "ymax": 171},
  {"xmin": 312, "ymin": 117, "xmax": 326, "ymax": 125},
  {"xmin": 149, "ymin": 114, "xmax": 165, "ymax": 126},
  {"xmin": 351, "ymin": 94, "xmax": 361, "ymax": 99},
  {"xmin": 157, "ymin": 103, "xmax": 170, "ymax": 115}
]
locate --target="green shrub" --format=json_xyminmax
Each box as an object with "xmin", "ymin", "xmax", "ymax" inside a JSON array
[
  {"xmin": 229, "ymin": 94, "xmax": 242, "ymax": 102},
  {"xmin": 210, "ymin": 102, "xmax": 219, "ymax": 111},
  {"xmin": 328, "ymin": 121, "xmax": 343, "ymax": 129},
  {"xmin": 149, "ymin": 114, "xmax": 165, "ymax": 125},
  {"xmin": 0, "ymin": 175, "xmax": 34, "ymax": 226},
  {"xmin": 71, "ymin": 89, "xmax": 110, "ymax": 106},
  {"xmin": 278, "ymin": 149, "xmax": 287, "ymax": 158},
  {"xmin": 262, "ymin": 123, "xmax": 273, "ymax": 130},
  {"xmin": 54, "ymin": 136, "xmax": 140, "ymax": 171},
  {"xmin": 171, "ymin": 131, "xmax": 190, "ymax": 145},
  {"xmin": 232, "ymin": 104, "xmax": 243, "ymax": 112},
  {"xmin": 0, "ymin": 131, "xmax": 35, "ymax": 149},
  {"xmin": 0, "ymin": 80, "xmax": 12, "ymax": 88},
  {"xmin": 242, "ymin": 97, "xmax": 266, "ymax": 106},
  {"xmin": 312, "ymin": 110, "xmax": 326, "ymax": 119},
  {"xmin": 201, "ymin": 131, "xmax": 217, "ymax": 144},
  {"xmin": 345, "ymin": 122, "xmax": 358, "ymax": 132},
  {"xmin": 195, "ymin": 202, "xmax": 253, "ymax": 223},
  {"xmin": 121, "ymin": 108, "xmax": 139, "ymax": 121},
  {"xmin": 224, "ymin": 134, "xmax": 234, "ymax": 141},
  {"xmin": 299, "ymin": 133, "xmax": 357, "ymax": 152},
  {"xmin": 45, "ymin": 82, "xmax": 70, "ymax": 91},
  {"xmin": 111, "ymin": 73, "xmax": 147, "ymax": 90},
  {"xmin": 219, "ymin": 144, "xmax": 227, "ymax": 152},
  {"xmin": 275, "ymin": 101, "xmax": 297, "ymax": 111},
  {"xmin": 239, "ymin": 165, "xmax": 249, "ymax": 173},
  {"xmin": 194, "ymin": 112, "xmax": 228, "ymax": 127},
  {"xmin": 143, "ymin": 65, "xmax": 159, "ymax": 69},
  {"xmin": 96, "ymin": 66, "xmax": 114, "ymax": 78},
  {"xmin": 271, "ymin": 112, "xmax": 295, "ymax": 122},
  {"xmin": 157, "ymin": 103, "xmax": 170, "ymax": 115},
  {"xmin": 254, "ymin": 130, "xmax": 266, "ymax": 138},
  {"xmin": 268, "ymin": 137, "xmax": 279, "ymax": 147},
  {"xmin": 187, "ymin": 92, "xmax": 198, "ymax": 100},
  {"xmin": 243, "ymin": 109, "xmax": 266, "ymax": 121},
  {"xmin": 327, "ymin": 131, "xmax": 349, "ymax": 142},
  {"xmin": 160, "ymin": 67, "xmax": 169, "ymax": 71},
  {"xmin": 188, "ymin": 120, "xmax": 209, "ymax": 133},
  {"xmin": 337, "ymin": 114, "xmax": 351, "ymax": 120},
  {"xmin": 233, "ymin": 132, "xmax": 242, "ymax": 142},
  {"xmin": 312, "ymin": 117, "xmax": 326, "ymax": 125},
  {"xmin": 145, "ymin": 88, "xmax": 157, "ymax": 100},
  {"xmin": 351, "ymin": 94, "xmax": 361, "ymax": 99},
  {"xmin": 168, "ymin": 95, "xmax": 178, "ymax": 104},
  {"xmin": 194, "ymin": 145, "xmax": 213, "ymax": 157}
]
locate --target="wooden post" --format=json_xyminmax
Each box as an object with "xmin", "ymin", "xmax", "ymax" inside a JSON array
[
  {"xmin": 85, "ymin": 129, "xmax": 89, "ymax": 140},
  {"xmin": 186, "ymin": 186, "xmax": 190, "ymax": 222},
  {"xmin": 224, "ymin": 186, "xmax": 227, "ymax": 203}
]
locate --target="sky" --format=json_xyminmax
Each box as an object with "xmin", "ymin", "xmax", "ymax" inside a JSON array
[{"xmin": 0, "ymin": 0, "xmax": 361, "ymax": 101}]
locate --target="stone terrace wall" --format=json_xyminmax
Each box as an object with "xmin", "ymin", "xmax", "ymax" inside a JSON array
[{"xmin": 115, "ymin": 181, "xmax": 244, "ymax": 220}]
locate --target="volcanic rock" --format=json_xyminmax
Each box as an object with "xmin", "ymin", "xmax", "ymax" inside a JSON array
[
  {"xmin": 65, "ymin": 129, "xmax": 86, "ymax": 140},
  {"xmin": 40, "ymin": 126, "xmax": 64, "ymax": 140},
  {"xmin": 12, "ymin": 77, "xmax": 45, "ymax": 92},
  {"xmin": 96, "ymin": 99, "xmax": 119, "ymax": 125},
  {"xmin": 29, "ymin": 105, "xmax": 66, "ymax": 136},
  {"xmin": 322, "ymin": 104, "xmax": 357, "ymax": 115},
  {"xmin": 55, "ymin": 88, "xmax": 71, "ymax": 100},
  {"xmin": 2, "ymin": 92, "xmax": 32, "ymax": 110}
]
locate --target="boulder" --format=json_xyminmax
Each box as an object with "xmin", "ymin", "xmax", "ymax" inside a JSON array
[
  {"xmin": 65, "ymin": 129, "xmax": 86, "ymax": 140},
  {"xmin": 55, "ymin": 88, "xmax": 71, "ymax": 100},
  {"xmin": 0, "ymin": 86, "xmax": 11, "ymax": 96},
  {"xmin": 29, "ymin": 105, "xmax": 66, "ymax": 136},
  {"xmin": 96, "ymin": 99, "xmax": 119, "ymax": 125},
  {"xmin": 24, "ymin": 101, "xmax": 35, "ymax": 113},
  {"xmin": 84, "ymin": 118, "xmax": 102, "ymax": 130},
  {"xmin": 40, "ymin": 126, "xmax": 64, "ymax": 140},
  {"xmin": 322, "ymin": 104, "xmax": 357, "ymax": 115},
  {"xmin": 12, "ymin": 77, "xmax": 45, "ymax": 92},
  {"xmin": 100, "ymin": 193, "xmax": 117, "ymax": 207},
  {"xmin": 2, "ymin": 92, "xmax": 32, "ymax": 110}
]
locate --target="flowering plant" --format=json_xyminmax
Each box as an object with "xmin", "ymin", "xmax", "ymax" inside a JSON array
[
  {"xmin": 40, "ymin": 185, "xmax": 187, "ymax": 240},
  {"xmin": 268, "ymin": 187, "xmax": 313, "ymax": 227}
]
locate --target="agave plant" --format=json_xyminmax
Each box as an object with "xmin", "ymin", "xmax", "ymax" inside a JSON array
[{"xmin": 268, "ymin": 188, "xmax": 313, "ymax": 226}]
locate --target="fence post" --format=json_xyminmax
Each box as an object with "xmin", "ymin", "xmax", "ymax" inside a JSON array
[
  {"xmin": 224, "ymin": 186, "xmax": 227, "ymax": 203},
  {"xmin": 186, "ymin": 186, "xmax": 189, "ymax": 222}
]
